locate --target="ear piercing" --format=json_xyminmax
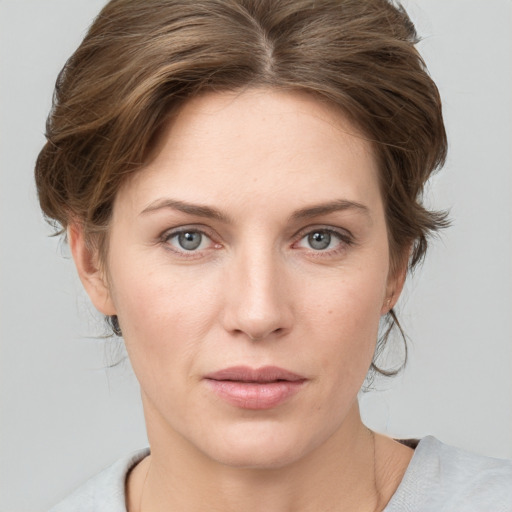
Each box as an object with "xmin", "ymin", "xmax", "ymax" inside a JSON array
[{"xmin": 110, "ymin": 315, "xmax": 123, "ymax": 336}]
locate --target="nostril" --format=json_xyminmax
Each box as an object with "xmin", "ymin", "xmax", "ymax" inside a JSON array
[
  {"xmin": 222, "ymin": 282, "xmax": 293, "ymax": 341},
  {"xmin": 247, "ymin": 326, "xmax": 285, "ymax": 341}
]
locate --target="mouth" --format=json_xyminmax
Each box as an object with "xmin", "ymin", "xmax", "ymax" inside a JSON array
[{"xmin": 203, "ymin": 366, "xmax": 307, "ymax": 410}]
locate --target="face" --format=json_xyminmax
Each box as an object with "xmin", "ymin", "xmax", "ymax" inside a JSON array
[{"xmin": 76, "ymin": 89, "xmax": 403, "ymax": 469}]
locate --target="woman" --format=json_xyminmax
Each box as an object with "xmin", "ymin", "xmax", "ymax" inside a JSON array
[{"xmin": 34, "ymin": 0, "xmax": 511, "ymax": 510}]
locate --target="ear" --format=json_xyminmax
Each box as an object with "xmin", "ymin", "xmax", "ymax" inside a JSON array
[
  {"xmin": 68, "ymin": 223, "xmax": 117, "ymax": 316},
  {"xmin": 381, "ymin": 247, "xmax": 410, "ymax": 315}
]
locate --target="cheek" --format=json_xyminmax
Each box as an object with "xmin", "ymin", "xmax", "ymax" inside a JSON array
[
  {"xmin": 303, "ymin": 270, "xmax": 386, "ymax": 379},
  {"xmin": 107, "ymin": 257, "xmax": 219, "ymax": 377}
]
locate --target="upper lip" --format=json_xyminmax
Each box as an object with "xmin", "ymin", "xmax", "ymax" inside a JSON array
[{"xmin": 204, "ymin": 366, "xmax": 305, "ymax": 383}]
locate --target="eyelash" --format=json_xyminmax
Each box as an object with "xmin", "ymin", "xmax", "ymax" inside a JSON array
[
  {"xmin": 160, "ymin": 226, "xmax": 220, "ymax": 259},
  {"xmin": 159, "ymin": 225, "xmax": 354, "ymax": 259},
  {"xmin": 292, "ymin": 226, "xmax": 354, "ymax": 257}
]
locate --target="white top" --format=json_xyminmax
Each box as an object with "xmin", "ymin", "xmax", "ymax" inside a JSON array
[{"xmin": 49, "ymin": 436, "xmax": 512, "ymax": 511}]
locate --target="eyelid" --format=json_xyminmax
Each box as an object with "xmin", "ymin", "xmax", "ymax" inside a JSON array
[
  {"xmin": 159, "ymin": 225, "xmax": 221, "ymax": 256},
  {"xmin": 292, "ymin": 225, "xmax": 355, "ymax": 257},
  {"xmin": 160, "ymin": 224, "xmax": 216, "ymax": 240},
  {"xmin": 293, "ymin": 225, "xmax": 354, "ymax": 244},
  {"xmin": 157, "ymin": 223, "xmax": 354, "ymax": 258}
]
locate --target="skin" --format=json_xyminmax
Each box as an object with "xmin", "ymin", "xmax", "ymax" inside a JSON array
[{"xmin": 70, "ymin": 89, "xmax": 413, "ymax": 511}]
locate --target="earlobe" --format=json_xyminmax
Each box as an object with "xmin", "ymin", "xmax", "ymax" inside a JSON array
[
  {"xmin": 68, "ymin": 223, "xmax": 116, "ymax": 316},
  {"xmin": 381, "ymin": 249, "xmax": 410, "ymax": 315}
]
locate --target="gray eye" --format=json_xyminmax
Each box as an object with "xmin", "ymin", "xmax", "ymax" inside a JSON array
[
  {"xmin": 178, "ymin": 231, "xmax": 203, "ymax": 250},
  {"xmin": 308, "ymin": 231, "xmax": 331, "ymax": 250}
]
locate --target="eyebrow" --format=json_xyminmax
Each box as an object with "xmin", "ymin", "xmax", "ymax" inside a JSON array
[
  {"xmin": 290, "ymin": 199, "xmax": 371, "ymax": 221},
  {"xmin": 140, "ymin": 198, "xmax": 232, "ymax": 223},
  {"xmin": 140, "ymin": 198, "xmax": 370, "ymax": 223}
]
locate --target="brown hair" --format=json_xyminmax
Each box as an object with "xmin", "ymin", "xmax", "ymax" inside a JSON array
[{"xmin": 35, "ymin": 0, "xmax": 448, "ymax": 374}]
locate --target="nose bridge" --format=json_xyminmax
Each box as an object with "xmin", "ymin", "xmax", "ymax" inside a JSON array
[{"xmin": 223, "ymin": 234, "xmax": 291, "ymax": 340}]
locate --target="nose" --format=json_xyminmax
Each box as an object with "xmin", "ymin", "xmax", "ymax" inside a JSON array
[{"xmin": 221, "ymin": 243, "xmax": 293, "ymax": 342}]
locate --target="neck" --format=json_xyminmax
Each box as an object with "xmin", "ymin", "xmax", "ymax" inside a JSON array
[{"xmin": 127, "ymin": 400, "xmax": 411, "ymax": 512}]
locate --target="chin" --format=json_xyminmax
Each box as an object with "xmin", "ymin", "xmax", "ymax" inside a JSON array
[
  {"xmin": 211, "ymin": 443, "xmax": 305, "ymax": 470},
  {"xmin": 195, "ymin": 420, "xmax": 318, "ymax": 470}
]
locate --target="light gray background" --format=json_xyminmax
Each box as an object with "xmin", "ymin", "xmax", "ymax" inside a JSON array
[{"xmin": 1, "ymin": 1, "xmax": 511, "ymax": 510}]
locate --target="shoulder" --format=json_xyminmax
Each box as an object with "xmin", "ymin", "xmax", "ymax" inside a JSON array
[
  {"xmin": 48, "ymin": 449, "xmax": 149, "ymax": 512},
  {"xmin": 386, "ymin": 436, "xmax": 512, "ymax": 512}
]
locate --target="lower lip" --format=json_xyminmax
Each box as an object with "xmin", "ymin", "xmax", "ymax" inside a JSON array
[{"xmin": 205, "ymin": 379, "xmax": 305, "ymax": 410}]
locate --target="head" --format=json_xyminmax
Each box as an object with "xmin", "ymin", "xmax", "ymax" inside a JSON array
[{"xmin": 35, "ymin": 0, "xmax": 447, "ymax": 467}]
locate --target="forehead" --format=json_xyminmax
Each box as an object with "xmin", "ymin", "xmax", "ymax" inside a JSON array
[{"xmin": 117, "ymin": 88, "xmax": 381, "ymax": 214}]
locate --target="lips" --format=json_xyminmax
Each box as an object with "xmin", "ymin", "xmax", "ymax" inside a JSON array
[{"xmin": 203, "ymin": 366, "xmax": 306, "ymax": 410}]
